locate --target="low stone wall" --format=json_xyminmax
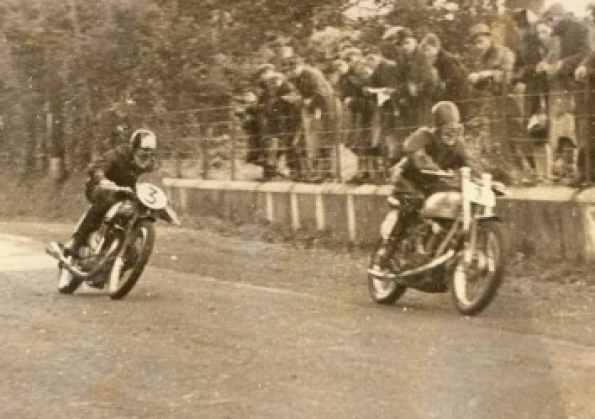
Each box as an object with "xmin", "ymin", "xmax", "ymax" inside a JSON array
[{"xmin": 163, "ymin": 179, "xmax": 595, "ymax": 262}]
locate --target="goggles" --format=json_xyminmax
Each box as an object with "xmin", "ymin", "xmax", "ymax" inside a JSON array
[
  {"xmin": 135, "ymin": 148, "xmax": 156, "ymax": 159},
  {"xmin": 440, "ymin": 123, "xmax": 463, "ymax": 136}
]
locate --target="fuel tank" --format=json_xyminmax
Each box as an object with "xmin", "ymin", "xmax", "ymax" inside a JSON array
[{"xmin": 420, "ymin": 191, "xmax": 461, "ymax": 219}]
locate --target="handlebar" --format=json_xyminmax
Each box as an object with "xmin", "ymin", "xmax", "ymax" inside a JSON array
[
  {"xmin": 420, "ymin": 169, "xmax": 455, "ymax": 178},
  {"xmin": 99, "ymin": 182, "xmax": 135, "ymax": 198},
  {"xmin": 363, "ymin": 87, "xmax": 396, "ymax": 95}
]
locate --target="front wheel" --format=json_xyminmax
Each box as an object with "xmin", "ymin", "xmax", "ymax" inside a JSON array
[
  {"xmin": 451, "ymin": 221, "xmax": 507, "ymax": 316},
  {"xmin": 367, "ymin": 240, "xmax": 407, "ymax": 305},
  {"xmin": 108, "ymin": 220, "xmax": 155, "ymax": 300}
]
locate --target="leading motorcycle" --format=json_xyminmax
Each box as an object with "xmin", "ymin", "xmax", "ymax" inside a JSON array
[
  {"xmin": 367, "ymin": 167, "xmax": 508, "ymax": 315},
  {"xmin": 46, "ymin": 182, "xmax": 180, "ymax": 299}
]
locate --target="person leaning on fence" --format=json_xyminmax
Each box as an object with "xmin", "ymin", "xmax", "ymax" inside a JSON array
[
  {"xmin": 419, "ymin": 33, "xmax": 470, "ymax": 120},
  {"xmin": 334, "ymin": 48, "xmax": 377, "ymax": 184},
  {"xmin": 259, "ymin": 71, "xmax": 301, "ymax": 180},
  {"xmin": 390, "ymin": 27, "xmax": 440, "ymax": 131},
  {"xmin": 541, "ymin": 3, "xmax": 590, "ymax": 88},
  {"xmin": 283, "ymin": 55, "xmax": 339, "ymax": 183},
  {"xmin": 467, "ymin": 23, "xmax": 521, "ymax": 183},
  {"xmin": 235, "ymin": 90, "xmax": 265, "ymax": 170},
  {"xmin": 574, "ymin": 50, "xmax": 595, "ymax": 184},
  {"xmin": 510, "ymin": 19, "xmax": 561, "ymax": 180},
  {"xmin": 539, "ymin": 4, "xmax": 590, "ymax": 183},
  {"xmin": 467, "ymin": 23, "xmax": 515, "ymax": 96},
  {"xmin": 364, "ymin": 50, "xmax": 402, "ymax": 183}
]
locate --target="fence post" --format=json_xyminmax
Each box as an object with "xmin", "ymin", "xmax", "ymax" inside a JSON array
[
  {"xmin": 584, "ymin": 75, "xmax": 592, "ymax": 185},
  {"xmin": 334, "ymin": 108, "xmax": 342, "ymax": 183},
  {"xmin": 202, "ymin": 125, "xmax": 211, "ymax": 180},
  {"xmin": 229, "ymin": 109, "xmax": 237, "ymax": 181}
]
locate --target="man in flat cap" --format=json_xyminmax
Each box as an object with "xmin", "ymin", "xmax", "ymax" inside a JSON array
[
  {"xmin": 384, "ymin": 27, "xmax": 440, "ymax": 132},
  {"xmin": 467, "ymin": 23, "xmax": 515, "ymax": 94},
  {"xmin": 283, "ymin": 55, "xmax": 339, "ymax": 182}
]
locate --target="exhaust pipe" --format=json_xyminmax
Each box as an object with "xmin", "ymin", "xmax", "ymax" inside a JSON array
[
  {"xmin": 45, "ymin": 242, "xmax": 92, "ymax": 278},
  {"xmin": 396, "ymin": 250, "xmax": 455, "ymax": 278},
  {"xmin": 368, "ymin": 249, "xmax": 455, "ymax": 281},
  {"xmin": 45, "ymin": 242, "xmax": 113, "ymax": 279}
]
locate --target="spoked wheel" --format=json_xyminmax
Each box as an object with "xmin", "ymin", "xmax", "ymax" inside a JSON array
[
  {"xmin": 108, "ymin": 221, "xmax": 155, "ymax": 300},
  {"xmin": 367, "ymin": 240, "xmax": 407, "ymax": 305},
  {"xmin": 451, "ymin": 221, "xmax": 507, "ymax": 316}
]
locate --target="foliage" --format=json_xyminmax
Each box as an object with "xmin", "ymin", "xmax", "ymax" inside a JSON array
[{"xmin": 0, "ymin": 0, "xmax": 517, "ymax": 173}]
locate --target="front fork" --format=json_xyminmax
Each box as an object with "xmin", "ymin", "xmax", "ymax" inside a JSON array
[{"xmin": 108, "ymin": 213, "xmax": 139, "ymax": 293}]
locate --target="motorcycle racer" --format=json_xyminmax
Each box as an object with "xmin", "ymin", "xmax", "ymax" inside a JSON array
[
  {"xmin": 50, "ymin": 129, "xmax": 159, "ymax": 258},
  {"xmin": 369, "ymin": 101, "xmax": 478, "ymax": 278}
]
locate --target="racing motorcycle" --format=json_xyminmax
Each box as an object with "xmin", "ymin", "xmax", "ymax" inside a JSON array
[
  {"xmin": 367, "ymin": 167, "xmax": 508, "ymax": 316},
  {"xmin": 46, "ymin": 182, "xmax": 180, "ymax": 299}
]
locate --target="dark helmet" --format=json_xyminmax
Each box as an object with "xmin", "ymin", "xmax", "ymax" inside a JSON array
[
  {"xmin": 431, "ymin": 101, "xmax": 460, "ymax": 127},
  {"xmin": 431, "ymin": 101, "xmax": 463, "ymax": 146}
]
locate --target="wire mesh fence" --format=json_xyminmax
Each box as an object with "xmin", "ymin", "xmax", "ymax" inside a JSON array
[
  {"xmin": 153, "ymin": 81, "xmax": 594, "ymax": 187},
  {"xmin": 2, "ymin": 78, "xmax": 594, "ymax": 187}
]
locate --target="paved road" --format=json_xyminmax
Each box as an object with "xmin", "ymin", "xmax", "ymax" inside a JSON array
[{"xmin": 0, "ymin": 233, "xmax": 593, "ymax": 418}]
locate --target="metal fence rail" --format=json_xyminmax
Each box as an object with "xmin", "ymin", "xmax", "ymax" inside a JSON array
[{"xmin": 2, "ymin": 79, "xmax": 593, "ymax": 187}]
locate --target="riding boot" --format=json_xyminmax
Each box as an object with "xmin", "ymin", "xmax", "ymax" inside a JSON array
[
  {"xmin": 65, "ymin": 205, "xmax": 106, "ymax": 255},
  {"xmin": 372, "ymin": 238, "xmax": 397, "ymax": 268},
  {"xmin": 369, "ymin": 209, "xmax": 414, "ymax": 276}
]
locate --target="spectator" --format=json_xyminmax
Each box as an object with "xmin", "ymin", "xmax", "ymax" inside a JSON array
[
  {"xmin": 541, "ymin": 3, "xmax": 589, "ymax": 86},
  {"xmin": 586, "ymin": 2, "xmax": 595, "ymax": 52},
  {"xmin": 283, "ymin": 55, "xmax": 339, "ymax": 183},
  {"xmin": 334, "ymin": 48, "xmax": 377, "ymax": 183},
  {"xmin": 467, "ymin": 23, "xmax": 515, "ymax": 96},
  {"xmin": 389, "ymin": 27, "xmax": 440, "ymax": 131},
  {"xmin": 419, "ymin": 33, "xmax": 470, "ymax": 120},
  {"xmin": 541, "ymin": 4, "xmax": 589, "ymax": 182},
  {"xmin": 236, "ymin": 91, "xmax": 264, "ymax": 171},
  {"xmin": 260, "ymin": 71, "xmax": 301, "ymax": 180},
  {"xmin": 467, "ymin": 23, "xmax": 518, "ymax": 183},
  {"xmin": 574, "ymin": 20, "xmax": 595, "ymax": 183},
  {"xmin": 366, "ymin": 52, "xmax": 401, "ymax": 182},
  {"xmin": 518, "ymin": 20, "xmax": 563, "ymax": 181},
  {"xmin": 514, "ymin": 19, "xmax": 559, "ymax": 114}
]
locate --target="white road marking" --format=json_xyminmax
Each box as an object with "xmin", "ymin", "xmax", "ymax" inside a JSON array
[{"xmin": 0, "ymin": 234, "xmax": 56, "ymax": 272}]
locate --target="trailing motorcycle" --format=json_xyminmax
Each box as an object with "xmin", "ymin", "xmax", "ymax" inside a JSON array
[
  {"xmin": 367, "ymin": 167, "xmax": 508, "ymax": 315},
  {"xmin": 46, "ymin": 182, "xmax": 180, "ymax": 299}
]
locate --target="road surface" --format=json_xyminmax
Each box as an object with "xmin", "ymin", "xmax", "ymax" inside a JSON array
[{"xmin": 0, "ymin": 227, "xmax": 594, "ymax": 418}]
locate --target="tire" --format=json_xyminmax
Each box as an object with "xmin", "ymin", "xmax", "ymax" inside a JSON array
[
  {"xmin": 451, "ymin": 221, "xmax": 507, "ymax": 316},
  {"xmin": 367, "ymin": 240, "xmax": 407, "ymax": 305},
  {"xmin": 109, "ymin": 221, "xmax": 155, "ymax": 300}
]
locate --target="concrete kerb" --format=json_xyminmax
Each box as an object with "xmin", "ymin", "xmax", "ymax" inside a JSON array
[{"xmin": 163, "ymin": 179, "xmax": 595, "ymax": 261}]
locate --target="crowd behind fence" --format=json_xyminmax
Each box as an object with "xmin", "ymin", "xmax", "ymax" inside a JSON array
[
  {"xmin": 2, "ymin": 5, "xmax": 595, "ymax": 190},
  {"xmin": 151, "ymin": 79, "xmax": 594, "ymax": 188},
  {"xmin": 0, "ymin": 82, "xmax": 592, "ymax": 188}
]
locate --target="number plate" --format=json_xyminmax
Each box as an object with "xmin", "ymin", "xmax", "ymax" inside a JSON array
[
  {"xmin": 136, "ymin": 183, "xmax": 168, "ymax": 210},
  {"xmin": 464, "ymin": 182, "xmax": 496, "ymax": 208}
]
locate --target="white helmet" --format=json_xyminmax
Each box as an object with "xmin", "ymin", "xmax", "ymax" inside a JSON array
[
  {"xmin": 130, "ymin": 128, "xmax": 157, "ymax": 150},
  {"xmin": 130, "ymin": 129, "xmax": 157, "ymax": 170}
]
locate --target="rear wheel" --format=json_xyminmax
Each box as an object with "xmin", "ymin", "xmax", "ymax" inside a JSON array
[
  {"xmin": 451, "ymin": 221, "xmax": 507, "ymax": 316},
  {"xmin": 367, "ymin": 240, "xmax": 407, "ymax": 304},
  {"xmin": 109, "ymin": 221, "xmax": 155, "ymax": 300}
]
